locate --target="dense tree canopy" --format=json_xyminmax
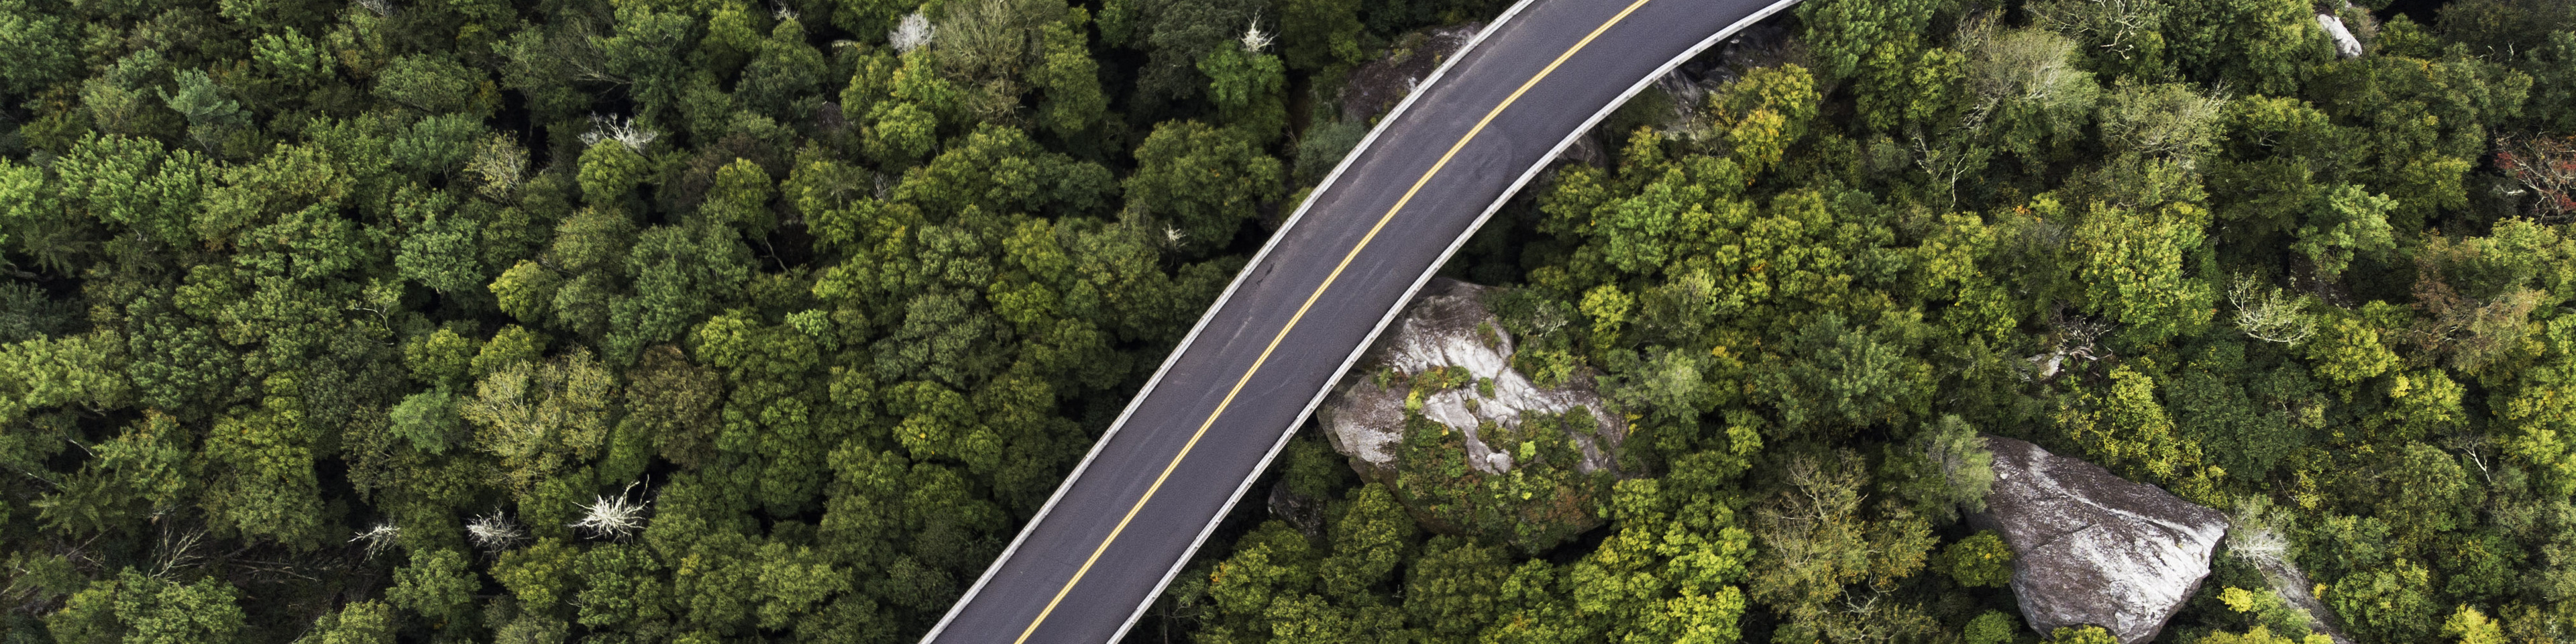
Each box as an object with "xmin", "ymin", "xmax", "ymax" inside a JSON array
[{"xmin": 4, "ymin": 0, "xmax": 2575, "ymax": 642}]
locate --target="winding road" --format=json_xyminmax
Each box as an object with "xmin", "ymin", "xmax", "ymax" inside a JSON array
[{"xmin": 920, "ymin": 0, "xmax": 1803, "ymax": 641}]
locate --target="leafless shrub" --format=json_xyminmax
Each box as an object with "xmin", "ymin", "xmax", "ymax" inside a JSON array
[
  {"xmin": 931, "ymin": 0, "xmax": 1075, "ymax": 121},
  {"xmin": 891, "ymin": 11, "xmax": 936, "ymax": 54},
  {"xmin": 2498, "ymin": 133, "xmax": 2576, "ymax": 222},
  {"xmin": 350, "ymin": 521, "xmax": 401, "ymax": 559},
  {"xmin": 1239, "ymin": 15, "xmax": 1275, "ymax": 53},
  {"xmin": 1957, "ymin": 19, "xmax": 2099, "ymax": 132},
  {"xmin": 2027, "ymin": 310, "xmax": 2112, "ymax": 379},
  {"xmin": 2027, "ymin": 0, "xmax": 2167, "ymax": 60},
  {"xmin": 2229, "ymin": 274, "xmax": 2316, "ymax": 344},
  {"xmin": 2225, "ymin": 496, "xmax": 2292, "ymax": 566},
  {"xmin": 571, "ymin": 482, "xmax": 651, "ymax": 540},
  {"xmin": 151, "ymin": 523, "xmax": 206, "ymax": 578},
  {"xmin": 466, "ymin": 511, "xmax": 527, "ymax": 553},
  {"xmin": 2097, "ymin": 82, "xmax": 2226, "ymax": 162},
  {"xmin": 579, "ymin": 113, "xmax": 658, "ymax": 152},
  {"xmin": 2409, "ymin": 236, "xmax": 2545, "ymax": 373}
]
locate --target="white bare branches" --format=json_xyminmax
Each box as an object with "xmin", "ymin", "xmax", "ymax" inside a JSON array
[
  {"xmin": 2098, "ymin": 82, "xmax": 2226, "ymax": 162},
  {"xmin": 1958, "ymin": 20, "xmax": 2098, "ymax": 133},
  {"xmin": 2027, "ymin": 311, "xmax": 2112, "ymax": 379},
  {"xmin": 2028, "ymin": 0, "xmax": 2167, "ymax": 60},
  {"xmin": 891, "ymin": 11, "xmax": 936, "ymax": 54},
  {"xmin": 151, "ymin": 524, "xmax": 207, "ymax": 578},
  {"xmin": 2225, "ymin": 497, "xmax": 2293, "ymax": 566},
  {"xmin": 2229, "ymin": 274, "xmax": 2315, "ymax": 344},
  {"xmin": 354, "ymin": 0, "xmax": 395, "ymax": 17},
  {"xmin": 466, "ymin": 511, "xmax": 527, "ymax": 553},
  {"xmin": 350, "ymin": 521, "xmax": 401, "ymax": 559},
  {"xmin": 579, "ymin": 113, "xmax": 658, "ymax": 152},
  {"xmin": 571, "ymin": 482, "xmax": 651, "ymax": 540},
  {"xmin": 2498, "ymin": 134, "xmax": 2576, "ymax": 222},
  {"xmin": 1239, "ymin": 15, "xmax": 1274, "ymax": 53}
]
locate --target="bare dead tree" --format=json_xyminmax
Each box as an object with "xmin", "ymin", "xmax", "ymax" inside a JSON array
[
  {"xmin": 466, "ymin": 510, "xmax": 528, "ymax": 553},
  {"xmin": 571, "ymin": 482, "xmax": 652, "ymax": 540}
]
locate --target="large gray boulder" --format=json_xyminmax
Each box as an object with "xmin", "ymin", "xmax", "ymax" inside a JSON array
[
  {"xmin": 1970, "ymin": 437, "xmax": 2228, "ymax": 644},
  {"xmin": 1316, "ymin": 278, "xmax": 1625, "ymax": 550},
  {"xmin": 1319, "ymin": 279, "xmax": 1623, "ymax": 478},
  {"xmin": 2317, "ymin": 13, "xmax": 2363, "ymax": 58}
]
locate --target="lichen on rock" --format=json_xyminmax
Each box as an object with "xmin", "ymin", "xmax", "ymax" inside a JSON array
[{"xmin": 1317, "ymin": 278, "xmax": 1626, "ymax": 551}]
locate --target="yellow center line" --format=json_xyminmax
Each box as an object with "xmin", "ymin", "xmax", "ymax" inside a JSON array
[{"xmin": 1010, "ymin": 1, "xmax": 1654, "ymax": 641}]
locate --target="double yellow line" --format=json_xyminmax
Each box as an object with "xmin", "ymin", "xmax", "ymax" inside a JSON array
[{"xmin": 1010, "ymin": 1, "xmax": 1656, "ymax": 641}]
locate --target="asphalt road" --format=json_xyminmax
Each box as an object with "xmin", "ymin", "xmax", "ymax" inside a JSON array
[{"xmin": 920, "ymin": 0, "xmax": 1801, "ymax": 641}]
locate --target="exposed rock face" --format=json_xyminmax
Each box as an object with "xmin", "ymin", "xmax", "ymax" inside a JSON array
[
  {"xmin": 1340, "ymin": 24, "xmax": 1482, "ymax": 123},
  {"xmin": 2317, "ymin": 13, "xmax": 2363, "ymax": 58},
  {"xmin": 1969, "ymin": 437, "xmax": 2228, "ymax": 644},
  {"xmin": 1317, "ymin": 278, "xmax": 1625, "ymax": 549}
]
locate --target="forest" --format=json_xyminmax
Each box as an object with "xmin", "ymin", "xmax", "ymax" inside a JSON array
[{"xmin": 2, "ymin": 0, "xmax": 2575, "ymax": 641}]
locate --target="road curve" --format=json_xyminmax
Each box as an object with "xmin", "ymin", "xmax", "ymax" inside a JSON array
[{"xmin": 920, "ymin": 0, "xmax": 1802, "ymax": 641}]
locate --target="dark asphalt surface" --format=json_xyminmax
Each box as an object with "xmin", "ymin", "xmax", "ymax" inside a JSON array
[{"xmin": 921, "ymin": 0, "xmax": 1795, "ymax": 641}]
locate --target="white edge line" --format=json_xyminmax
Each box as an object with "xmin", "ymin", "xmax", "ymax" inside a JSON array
[
  {"xmin": 914, "ymin": 0, "xmax": 1542, "ymax": 639},
  {"xmin": 1103, "ymin": 0, "xmax": 1811, "ymax": 643}
]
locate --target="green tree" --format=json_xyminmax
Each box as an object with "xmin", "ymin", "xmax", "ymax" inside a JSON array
[
  {"xmin": 462, "ymin": 349, "xmax": 618, "ymax": 494},
  {"xmin": 2326, "ymin": 559, "xmax": 2438, "ymax": 643},
  {"xmin": 2443, "ymin": 604, "xmax": 2507, "ymax": 644},
  {"xmin": 2065, "ymin": 192, "xmax": 2214, "ymax": 347},
  {"xmin": 1405, "ymin": 537, "xmax": 1507, "ymax": 637},
  {"xmin": 200, "ymin": 395, "xmax": 328, "ymax": 547},
  {"xmin": 578, "ymin": 141, "xmax": 650, "ymax": 206},
  {"xmin": 46, "ymin": 570, "xmax": 246, "ymax": 644},
  {"xmin": 607, "ymin": 221, "xmax": 752, "ymax": 362},
  {"xmin": 250, "ymin": 28, "xmax": 333, "ymax": 90},
  {"xmin": 1201, "ymin": 42, "xmax": 1289, "ymax": 144},
  {"xmin": 0, "ymin": 0, "xmax": 76, "ymax": 99},
  {"xmin": 295, "ymin": 601, "xmax": 394, "ymax": 644},
  {"xmin": 36, "ymin": 412, "xmax": 197, "ymax": 536},
  {"xmin": 388, "ymin": 389, "xmax": 464, "ymax": 455},
  {"xmin": 158, "ymin": 70, "xmax": 249, "ymax": 155},
  {"xmin": 1748, "ymin": 451, "xmax": 1936, "ymax": 643},
  {"xmin": 1935, "ymin": 531, "xmax": 2014, "ymax": 588},
  {"xmin": 1964, "ymin": 611, "xmax": 2021, "ymax": 644},
  {"xmin": 573, "ymin": 542, "xmax": 671, "ymax": 630},
  {"xmin": 394, "ymin": 186, "xmax": 490, "ymax": 294},
  {"xmin": 1110, "ymin": 0, "xmax": 1267, "ymax": 101},
  {"xmin": 54, "ymin": 133, "xmax": 211, "ymax": 246},
  {"xmin": 1125, "ymin": 121, "xmax": 1283, "ymax": 256},
  {"xmin": 2047, "ymin": 625, "xmax": 2121, "ymax": 644},
  {"xmin": 495, "ymin": 538, "xmax": 578, "ymax": 612},
  {"xmin": 1320, "ymin": 485, "xmax": 1417, "ymax": 597},
  {"xmin": 2062, "ymin": 366, "xmax": 2210, "ymax": 488},
  {"xmin": 2289, "ymin": 184, "xmax": 2394, "ymax": 279},
  {"xmin": 1278, "ymin": 0, "xmax": 1363, "ymax": 70},
  {"xmin": 738, "ymin": 16, "xmax": 828, "ymax": 118},
  {"xmin": 373, "ymin": 54, "xmax": 485, "ymax": 115},
  {"xmin": 2163, "ymin": 0, "xmax": 2332, "ymax": 94},
  {"xmin": 1796, "ymin": 0, "xmax": 1957, "ymax": 80}
]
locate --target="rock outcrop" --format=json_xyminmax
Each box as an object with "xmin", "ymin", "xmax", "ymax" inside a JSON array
[
  {"xmin": 1317, "ymin": 278, "xmax": 1625, "ymax": 550},
  {"xmin": 1969, "ymin": 437, "xmax": 2228, "ymax": 644},
  {"xmin": 2317, "ymin": 13, "xmax": 2363, "ymax": 58},
  {"xmin": 1339, "ymin": 24, "xmax": 1483, "ymax": 123}
]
